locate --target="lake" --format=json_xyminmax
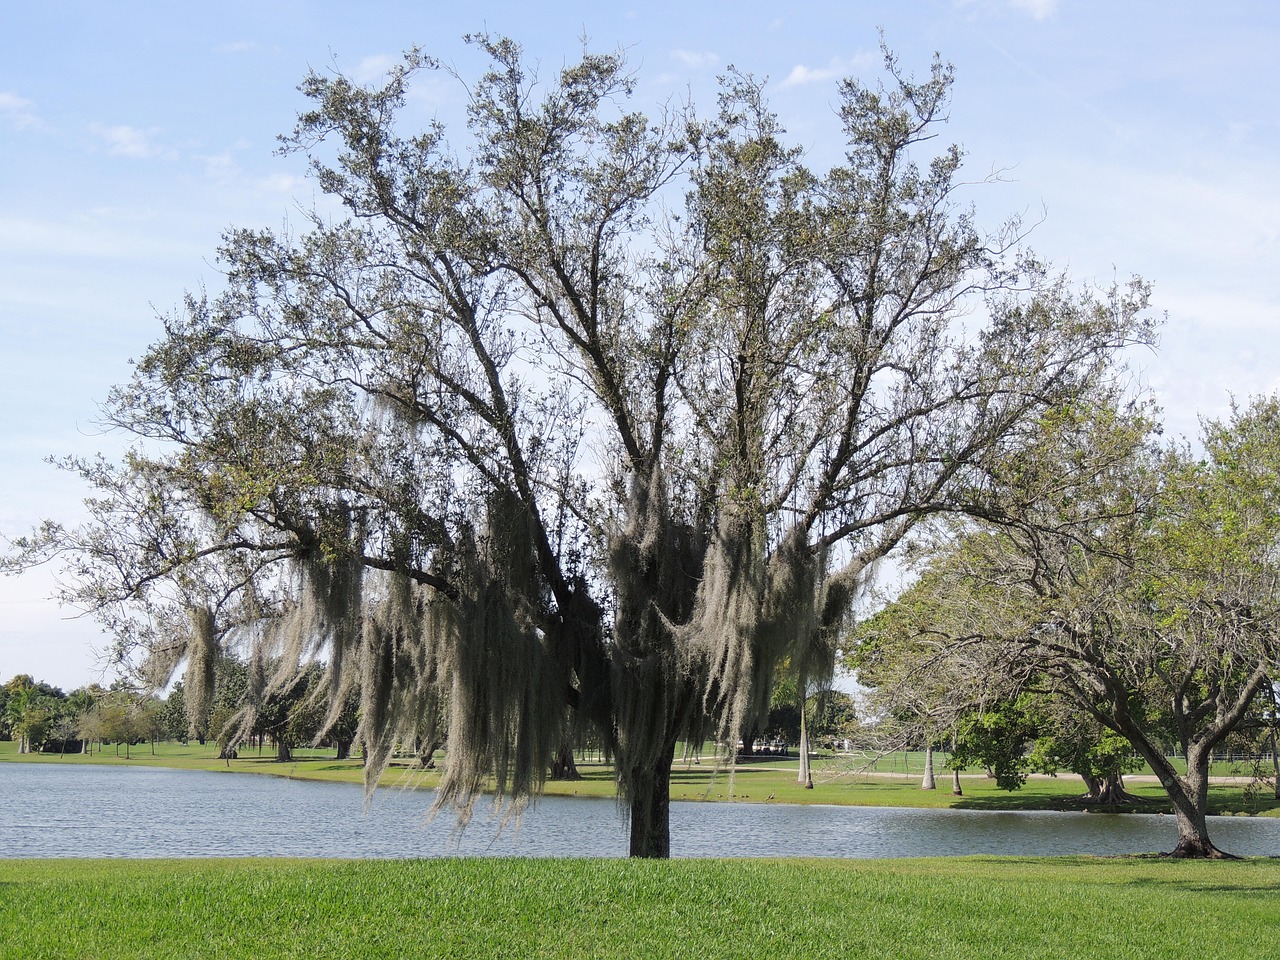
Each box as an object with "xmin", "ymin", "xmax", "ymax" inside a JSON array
[{"xmin": 2, "ymin": 762, "xmax": 1278, "ymax": 859}]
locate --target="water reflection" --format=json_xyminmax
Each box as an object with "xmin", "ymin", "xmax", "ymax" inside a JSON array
[{"xmin": 2, "ymin": 762, "xmax": 1277, "ymax": 859}]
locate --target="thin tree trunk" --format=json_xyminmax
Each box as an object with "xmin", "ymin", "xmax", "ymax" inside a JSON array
[
  {"xmin": 921, "ymin": 744, "xmax": 936, "ymax": 790},
  {"xmin": 949, "ymin": 734, "xmax": 963, "ymax": 795},
  {"xmin": 1269, "ymin": 682, "xmax": 1280, "ymax": 801},
  {"xmin": 797, "ymin": 699, "xmax": 813, "ymax": 789},
  {"xmin": 1270, "ymin": 727, "xmax": 1280, "ymax": 801}
]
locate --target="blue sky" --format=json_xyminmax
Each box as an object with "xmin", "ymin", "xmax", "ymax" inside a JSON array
[{"xmin": 2, "ymin": 1, "xmax": 1278, "ymax": 690}]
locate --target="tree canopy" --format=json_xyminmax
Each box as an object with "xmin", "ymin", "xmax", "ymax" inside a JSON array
[
  {"xmin": 4, "ymin": 36, "xmax": 1153, "ymax": 856},
  {"xmin": 855, "ymin": 394, "xmax": 1280, "ymax": 857}
]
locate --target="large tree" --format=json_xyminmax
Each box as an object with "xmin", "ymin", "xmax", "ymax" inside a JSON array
[
  {"xmin": 859, "ymin": 395, "xmax": 1280, "ymax": 857},
  {"xmin": 5, "ymin": 37, "xmax": 1151, "ymax": 856}
]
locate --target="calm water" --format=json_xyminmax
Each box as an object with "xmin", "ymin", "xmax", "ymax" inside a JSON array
[{"xmin": 2, "ymin": 762, "xmax": 1278, "ymax": 859}]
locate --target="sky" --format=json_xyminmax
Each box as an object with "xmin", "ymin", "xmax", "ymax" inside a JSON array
[{"xmin": 2, "ymin": 1, "xmax": 1277, "ymax": 691}]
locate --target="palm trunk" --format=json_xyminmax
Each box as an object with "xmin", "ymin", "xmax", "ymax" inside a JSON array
[
  {"xmin": 797, "ymin": 698, "xmax": 813, "ymax": 789},
  {"xmin": 921, "ymin": 744, "xmax": 936, "ymax": 790}
]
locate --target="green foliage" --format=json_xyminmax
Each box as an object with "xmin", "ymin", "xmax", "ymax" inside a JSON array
[
  {"xmin": 852, "ymin": 392, "xmax": 1280, "ymax": 853},
  {"xmin": 951, "ymin": 698, "xmax": 1040, "ymax": 790}
]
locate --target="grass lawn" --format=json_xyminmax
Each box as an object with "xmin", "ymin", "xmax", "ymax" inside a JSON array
[
  {"xmin": 1, "ymin": 856, "xmax": 1278, "ymax": 959},
  {"xmin": 4, "ymin": 739, "xmax": 1278, "ymax": 818}
]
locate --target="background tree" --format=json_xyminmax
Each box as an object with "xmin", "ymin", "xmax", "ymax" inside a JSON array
[
  {"xmin": 859, "ymin": 395, "xmax": 1280, "ymax": 856},
  {"xmin": 4, "ymin": 37, "xmax": 1152, "ymax": 856},
  {"xmin": 159, "ymin": 682, "xmax": 189, "ymax": 743},
  {"xmin": 2, "ymin": 675, "xmax": 63, "ymax": 754}
]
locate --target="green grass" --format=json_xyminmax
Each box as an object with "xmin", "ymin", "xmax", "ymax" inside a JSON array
[
  {"xmin": 1, "ymin": 856, "xmax": 1278, "ymax": 959},
  {"xmin": 4, "ymin": 739, "xmax": 1279, "ymax": 817}
]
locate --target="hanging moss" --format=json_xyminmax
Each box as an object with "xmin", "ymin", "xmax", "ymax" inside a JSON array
[
  {"xmin": 355, "ymin": 570, "xmax": 414, "ymax": 790},
  {"xmin": 685, "ymin": 507, "xmax": 768, "ymax": 757},
  {"xmin": 606, "ymin": 465, "xmax": 707, "ymax": 812},
  {"xmin": 295, "ymin": 514, "xmax": 366, "ymax": 741},
  {"xmin": 430, "ymin": 490, "xmax": 571, "ymax": 827},
  {"xmin": 183, "ymin": 605, "xmax": 217, "ymax": 739}
]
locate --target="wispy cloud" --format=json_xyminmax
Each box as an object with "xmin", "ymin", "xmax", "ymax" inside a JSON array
[
  {"xmin": 670, "ymin": 49, "xmax": 718, "ymax": 70},
  {"xmin": 351, "ymin": 54, "xmax": 399, "ymax": 85},
  {"xmin": 780, "ymin": 54, "xmax": 876, "ymax": 88},
  {"xmin": 1010, "ymin": 0, "xmax": 1057, "ymax": 19},
  {"xmin": 216, "ymin": 40, "xmax": 259, "ymax": 54},
  {"xmin": 90, "ymin": 123, "xmax": 175, "ymax": 160},
  {"xmin": 0, "ymin": 91, "xmax": 40, "ymax": 130},
  {"xmin": 956, "ymin": 0, "xmax": 1059, "ymax": 19}
]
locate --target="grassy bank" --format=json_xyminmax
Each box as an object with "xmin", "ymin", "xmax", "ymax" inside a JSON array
[
  {"xmin": 1, "ymin": 856, "xmax": 1278, "ymax": 959},
  {"xmin": 4, "ymin": 739, "xmax": 1279, "ymax": 817}
]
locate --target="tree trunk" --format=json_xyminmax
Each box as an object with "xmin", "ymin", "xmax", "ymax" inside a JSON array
[
  {"xmin": 1142, "ymin": 741, "xmax": 1232, "ymax": 858},
  {"xmin": 951, "ymin": 765, "xmax": 963, "ymax": 796},
  {"xmin": 276, "ymin": 738, "xmax": 292, "ymax": 762},
  {"xmin": 921, "ymin": 744, "xmax": 936, "ymax": 790},
  {"xmin": 627, "ymin": 744, "xmax": 675, "ymax": 859},
  {"xmin": 336, "ymin": 738, "xmax": 352, "ymax": 761},
  {"xmin": 417, "ymin": 739, "xmax": 439, "ymax": 769},
  {"xmin": 1079, "ymin": 772, "xmax": 1146, "ymax": 806},
  {"xmin": 550, "ymin": 743, "xmax": 582, "ymax": 781},
  {"xmin": 1270, "ymin": 727, "xmax": 1280, "ymax": 802},
  {"xmin": 797, "ymin": 703, "xmax": 813, "ymax": 789}
]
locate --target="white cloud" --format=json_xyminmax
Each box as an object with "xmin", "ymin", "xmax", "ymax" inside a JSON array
[
  {"xmin": 0, "ymin": 91, "xmax": 39, "ymax": 130},
  {"xmin": 780, "ymin": 54, "xmax": 875, "ymax": 88},
  {"xmin": 257, "ymin": 172, "xmax": 308, "ymax": 197},
  {"xmin": 216, "ymin": 40, "xmax": 258, "ymax": 54},
  {"xmin": 954, "ymin": 0, "xmax": 1058, "ymax": 19},
  {"xmin": 91, "ymin": 123, "xmax": 175, "ymax": 160},
  {"xmin": 203, "ymin": 150, "xmax": 238, "ymax": 179},
  {"xmin": 0, "ymin": 215, "xmax": 201, "ymax": 260},
  {"xmin": 670, "ymin": 49, "xmax": 718, "ymax": 70},
  {"xmin": 351, "ymin": 54, "xmax": 399, "ymax": 85},
  {"xmin": 1010, "ymin": 0, "xmax": 1058, "ymax": 19}
]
